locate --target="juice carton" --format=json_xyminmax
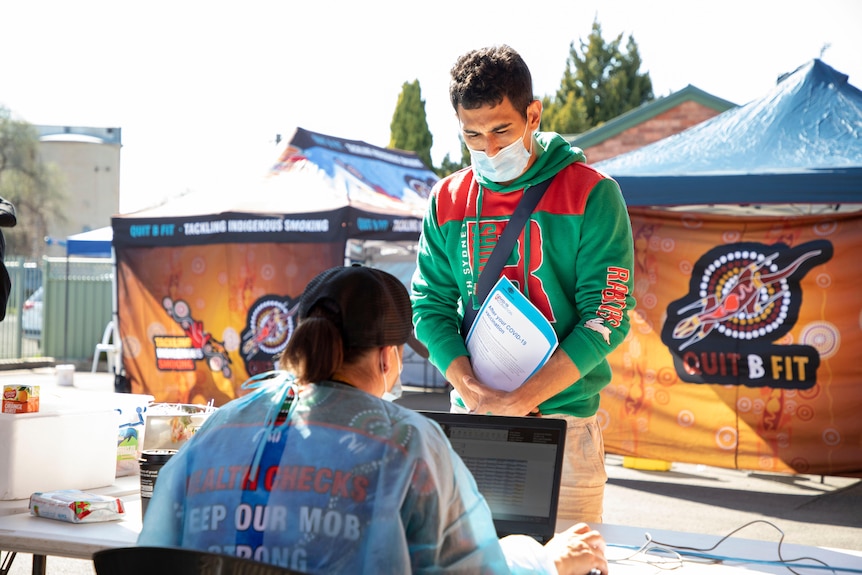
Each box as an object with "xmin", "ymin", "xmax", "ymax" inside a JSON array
[{"xmin": 2, "ymin": 385, "xmax": 40, "ymax": 414}]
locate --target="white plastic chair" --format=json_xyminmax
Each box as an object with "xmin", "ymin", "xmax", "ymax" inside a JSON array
[{"xmin": 91, "ymin": 320, "xmax": 118, "ymax": 373}]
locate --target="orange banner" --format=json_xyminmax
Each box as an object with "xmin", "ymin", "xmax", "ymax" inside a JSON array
[
  {"xmin": 116, "ymin": 242, "xmax": 343, "ymax": 405},
  {"xmin": 601, "ymin": 208, "xmax": 862, "ymax": 476}
]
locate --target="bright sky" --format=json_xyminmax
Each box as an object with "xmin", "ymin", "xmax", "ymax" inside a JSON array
[{"xmin": 2, "ymin": 0, "xmax": 860, "ymax": 214}]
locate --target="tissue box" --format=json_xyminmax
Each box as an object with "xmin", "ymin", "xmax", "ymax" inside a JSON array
[
  {"xmin": 0, "ymin": 407, "xmax": 119, "ymax": 500},
  {"xmin": 2, "ymin": 385, "xmax": 40, "ymax": 413}
]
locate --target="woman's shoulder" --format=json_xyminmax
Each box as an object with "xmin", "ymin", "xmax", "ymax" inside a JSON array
[
  {"xmin": 385, "ymin": 404, "xmax": 454, "ymax": 453},
  {"xmin": 389, "ymin": 403, "xmax": 441, "ymax": 430}
]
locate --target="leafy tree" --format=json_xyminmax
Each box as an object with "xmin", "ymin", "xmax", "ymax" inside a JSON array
[
  {"xmin": 388, "ymin": 21, "xmax": 652, "ymax": 176},
  {"xmin": 0, "ymin": 107, "xmax": 66, "ymax": 258},
  {"xmin": 542, "ymin": 18, "xmax": 653, "ymax": 134},
  {"xmin": 389, "ymin": 80, "xmax": 434, "ymax": 170},
  {"xmin": 437, "ymin": 153, "xmax": 464, "ymax": 178},
  {"xmin": 436, "ymin": 139, "xmax": 471, "ymax": 178}
]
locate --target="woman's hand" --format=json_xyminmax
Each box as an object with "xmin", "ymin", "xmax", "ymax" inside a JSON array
[{"xmin": 545, "ymin": 522, "xmax": 608, "ymax": 575}]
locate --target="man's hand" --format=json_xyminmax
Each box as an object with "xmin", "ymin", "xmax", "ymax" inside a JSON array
[
  {"xmin": 545, "ymin": 523, "xmax": 608, "ymax": 575},
  {"xmin": 444, "ymin": 356, "xmax": 484, "ymax": 410},
  {"xmin": 445, "ymin": 357, "xmax": 537, "ymax": 416},
  {"xmin": 461, "ymin": 374, "xmax": 538, "ymax": 416},
  {"xmin": 446, "ymin": 350, "xmax": 582, "ymax": 416}
]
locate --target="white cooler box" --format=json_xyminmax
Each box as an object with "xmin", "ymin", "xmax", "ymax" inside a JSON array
[{"xmin": 0, "ymin": 405, "xmax": 120, "ymax": 500}]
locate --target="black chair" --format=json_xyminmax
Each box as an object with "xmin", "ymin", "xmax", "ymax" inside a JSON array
[{"xmin": 93, "ymin": 546, "xmax": 308, "ymax": 575}]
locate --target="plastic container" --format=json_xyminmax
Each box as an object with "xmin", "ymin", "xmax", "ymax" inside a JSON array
[
  {"xmin": 142, "ymin": 403, "xmax": 215, "ymax": 451},
  {"xmin": 0, "ymin": 407, "xmax": 120, "ymax": 500},
  {"xmin": 55, "ymin": 364, "xmax": 75, "ymax": 387},
  {"xmin": 31, "ymin": 387, "xmax": 154, "ymax": 477}
]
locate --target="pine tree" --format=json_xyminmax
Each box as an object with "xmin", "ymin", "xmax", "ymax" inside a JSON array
[
  {"xmin": 389, "ymin": 80, "xmax": 434, "ymax": 170},
  {"xmin": 542, "ymin": 18, "xmax": 653, "ymax": 134}
]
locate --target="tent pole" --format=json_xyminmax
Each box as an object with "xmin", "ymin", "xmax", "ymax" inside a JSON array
[
  {"xmin": 111, "ymin": 246, "xmax": 120, "ymax": 377},
  {"xmin": 63, "ymin": 255, "xmax": 69, "ymax": 363}
]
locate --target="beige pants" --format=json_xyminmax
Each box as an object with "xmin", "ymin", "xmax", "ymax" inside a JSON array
[{"xmin": 543, "ymin": 413, "xmax": 607, "ymax": 524}]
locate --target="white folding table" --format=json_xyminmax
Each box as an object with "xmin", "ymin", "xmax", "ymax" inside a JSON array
[
  {"xmin": 2, "ymin": 486, "xmax": 860, "ymax": 575},
  {"xmin": 0, "ymin": 476, "xmax": 140, "ymax": 575}
]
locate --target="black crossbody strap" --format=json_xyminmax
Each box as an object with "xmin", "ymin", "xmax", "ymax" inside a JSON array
[{"xmin": 461, "ymin": 177, "xmax": 554, "ymax": 338}]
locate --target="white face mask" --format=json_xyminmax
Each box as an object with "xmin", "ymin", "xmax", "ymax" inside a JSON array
[
  {"xmin": 381, "ymin": 347, "xmax": 403, "ymax": 402},
  {"xmin": 469, "ymin": 124, "xmax": 532, "ymax": 183}
]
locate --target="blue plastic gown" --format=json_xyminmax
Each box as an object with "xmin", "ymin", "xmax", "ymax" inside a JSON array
[{"xmin": 137, "ymin": 375, "xmax": 556, "ymax": 574}]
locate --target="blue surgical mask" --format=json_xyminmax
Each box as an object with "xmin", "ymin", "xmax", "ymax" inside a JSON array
[
  {"xmin": 470, "ymin": 125, "xmax": 532, "ymax": 183},
  {"xmin": 382, "ymin": 377, "xmax": 402, "ymax": 402}
]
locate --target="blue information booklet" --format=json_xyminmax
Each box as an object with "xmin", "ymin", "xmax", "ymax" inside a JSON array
[{"xmin": 465, "ymin": 276, "xmax": 559, "ymax": 391}]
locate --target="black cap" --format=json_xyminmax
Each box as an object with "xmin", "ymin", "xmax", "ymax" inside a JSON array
[{"xmin": 298, "ymin": 265, "xmax": 413, "ymax": 348}]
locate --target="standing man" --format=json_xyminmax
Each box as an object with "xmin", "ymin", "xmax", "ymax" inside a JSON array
[{"xmin": 410, "ymin": 45, "xmax": 635, "ymax": 524}]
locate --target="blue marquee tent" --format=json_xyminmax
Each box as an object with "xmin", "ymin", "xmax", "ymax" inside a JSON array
[
  {"xmin": 66, "ymin": 226, "xmax": 113, "ymax": 258},
  {"xmin": 594, "ymin": 59, "xmax": 862, "ymax": 208}
]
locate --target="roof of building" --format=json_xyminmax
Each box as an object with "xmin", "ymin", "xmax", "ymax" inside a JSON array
[
  {"xmin": 36, "ymin": 125, "xmax": 122, "ymax": 145},
  {"xmin": 565, "ymin": 85, "xmax": 737, "ymax": 150}
]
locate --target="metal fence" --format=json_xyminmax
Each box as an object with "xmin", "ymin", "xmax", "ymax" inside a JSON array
[{"xmin": 1, "ymin": 256, "xmax": 113, "ymax": 366}]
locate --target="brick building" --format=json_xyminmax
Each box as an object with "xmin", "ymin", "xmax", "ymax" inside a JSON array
[{"xmin": 566, "ymin": 85, "xmax": 736, "ymax": 164}]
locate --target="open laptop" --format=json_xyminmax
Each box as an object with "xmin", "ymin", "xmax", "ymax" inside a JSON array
[{"xmin": 420, "ymin": 411, "xmax": 567, "ymax": 544}]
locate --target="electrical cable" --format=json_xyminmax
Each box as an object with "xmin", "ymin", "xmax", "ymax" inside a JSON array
[{"xmin": 603, "ymin": 519, "xmax": 862, "ymax": 574}]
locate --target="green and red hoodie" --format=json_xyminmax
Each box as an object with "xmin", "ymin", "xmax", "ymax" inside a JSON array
[{"xmin": 410, "ymin": 132, "xmax": 636, "ymax": 417}]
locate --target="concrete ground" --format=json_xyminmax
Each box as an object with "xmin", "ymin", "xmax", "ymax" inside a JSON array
[{"xmin": 2, "ymin": 367, "xmax": 860, "ymax": 574}]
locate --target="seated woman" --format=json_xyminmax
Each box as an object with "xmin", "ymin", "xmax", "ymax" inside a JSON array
[{"xmin": 138, "ymin": 265, "xmax": 607, "ymax": 575}]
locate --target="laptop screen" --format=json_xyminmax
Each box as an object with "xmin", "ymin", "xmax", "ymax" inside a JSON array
[{"xmin": 420, "ymin": 411, "xmax": 567, "ymax": 543}]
